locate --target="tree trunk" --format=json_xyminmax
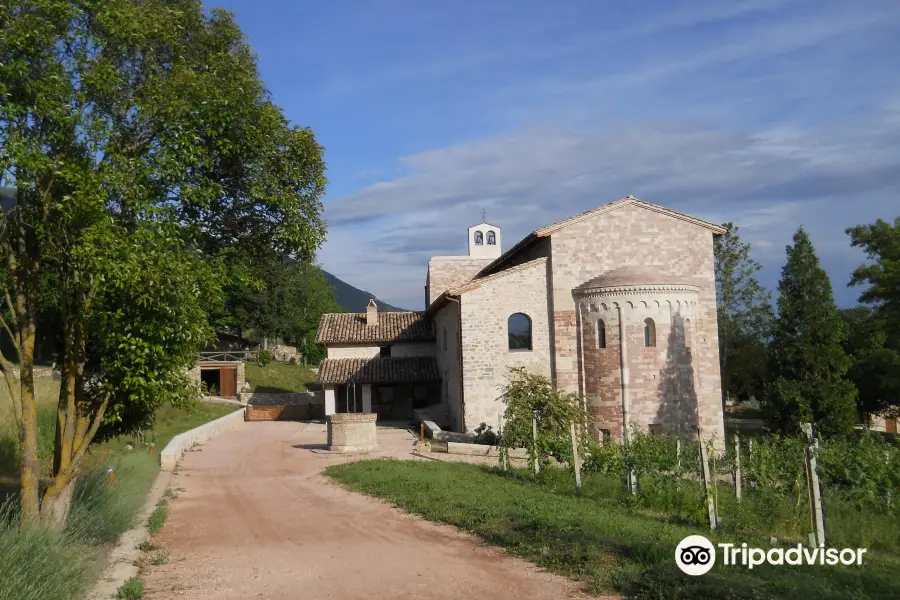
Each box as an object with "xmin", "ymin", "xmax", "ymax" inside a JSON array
[
  {"xmin": 18, "ymin": 329, "xmax": 41, "ymax": 524},
  {"xmin": 38, "ymin": 477, "xmax": 77, "ymax": 531}
]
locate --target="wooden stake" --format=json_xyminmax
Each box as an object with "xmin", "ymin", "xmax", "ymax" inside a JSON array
[
  {"xmin": 420, "ymin": 422, "xmax": 424, "ymax": 443},
  {"xmin": 734, "ymin": 433, "xmax": 742, "ymax": 501},
  {"xmin": 697, "ymin": 428, "xmax": 717, "ymax": 531},
  {"xmin": 532, "ymin": 413, "xmax": 540, "ymax": 475},
  {"xmin": 570, "ymin": 422, "xmax": 582, "ymax": 490},
  {"xmin": 802, "ymin": 423, "xmax": 826, "ymax": 547}
]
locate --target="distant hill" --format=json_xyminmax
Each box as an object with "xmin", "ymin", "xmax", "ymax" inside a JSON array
[{"xmin": 320, "ymin": 270, "xmax": 410, "ymax": 313}]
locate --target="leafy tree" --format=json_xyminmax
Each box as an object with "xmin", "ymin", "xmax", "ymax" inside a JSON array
[
  {"xmin": 839, "ymin": 307, "xmax": 900, "ymax": 418},
  {"xmin": 763, "ymin": 228, "xmax": 857, "ymax": 436},
  {"xmin": 231, "ymin": 260, "xmax": 341, "ymax": 363},
  {"xmin": 499, "ymin": 367, "xmax": 589, "ymax": 471},
  {"xmin": 714, "ymin": 222, "xmax": 773, "ymax": 404},
  {"xmin": 845, "ymin": 217, "xmax": 900, "ymax": 417},
  {"xmin": 0, "ymin": 0, "xmax": 325, "ymax": 526}
]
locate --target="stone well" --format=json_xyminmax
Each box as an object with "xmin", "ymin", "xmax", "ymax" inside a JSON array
[{"xmin": 326, "ymin": 413, "xmax": 378, "ymax": 453}]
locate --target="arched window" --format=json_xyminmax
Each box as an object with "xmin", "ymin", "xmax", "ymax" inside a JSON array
[
  {"xmin": 508, "ymin": 313, "xmax": 532, "ymax": 350},
  {"xmin": 474, "ymin": 230, "xmax": 483, "ymax": 245},
  {"xmin": 486, "ymin": 230, "xmax": 496, "ymax": 245},
  {"xmin": 683, "ymin": 318, "xmax": 692, "ymax": 349},
  {"xmin": 597, "ymin": 319, "xmax": 606, "ymax": 348},
  {"xmin": 643, "ymin": 318, "xmax": 656, "ymax": 347}
]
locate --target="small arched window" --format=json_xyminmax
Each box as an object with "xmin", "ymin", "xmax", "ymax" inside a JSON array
[
  {"xmin": 474, "ymin": 230, "xmax": 483, "ymax": 245},
  {"xmin": 508, "ymin": 313, "xmax": 532, "ymax": 350},
  {"xmin": 486, "ymin": 230, "xmax": 496, "ymax": 245},
  {"xmin": 597, "ymin": 319, "xmax": 606, "ymax": 348},
  {"xmin": 683, "ymin": 318, "xmax": 692, "ymax": 349},
  {"xmin": 643, "ymin": 318, "xmax": 656, "ymax": 348}
]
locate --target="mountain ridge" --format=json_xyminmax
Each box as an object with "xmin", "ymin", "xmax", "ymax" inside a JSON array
[{"xmin": 320, "ymin": 269, "xmax": 411, "ymax": 313}]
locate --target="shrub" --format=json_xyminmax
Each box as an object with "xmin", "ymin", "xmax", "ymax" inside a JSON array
[
  {"xmin": 473, "ymin": 423, "xmax": 498, "ymax": 446},
  {"xmin": 499, "ymin": 367, "xmax": 589, "ymax": 470},
  {"xmin": 255, "ymin": 349, "xmax": 272, "ymax": 367}
]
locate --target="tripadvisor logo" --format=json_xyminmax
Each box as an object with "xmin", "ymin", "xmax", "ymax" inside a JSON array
[{"xmin": 675, "ymin": 535, "xmax": 867, "ymax": 576}]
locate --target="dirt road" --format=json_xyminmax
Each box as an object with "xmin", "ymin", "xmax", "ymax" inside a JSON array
[{"xmin": 142, "ymin": 421, "xmax": 591, "ymax": 600}]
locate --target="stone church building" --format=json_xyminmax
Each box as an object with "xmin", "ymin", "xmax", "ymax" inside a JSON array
[{"xmin": 316, "ymin": 196, "xmax": 726, "ymax": 443}]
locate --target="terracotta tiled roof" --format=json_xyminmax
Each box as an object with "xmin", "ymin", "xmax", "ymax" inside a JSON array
[
  {"xmin": 316, "ymin": 357, "xmax": 441, "ymax": 384},
  {"xmin": 315, "ymin": 312, "xmax": 434, "ymax": 345}
]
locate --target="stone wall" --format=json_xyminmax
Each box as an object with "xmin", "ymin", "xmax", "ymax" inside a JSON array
[
  {"xmin": 390, "ymin": 342, "xmax": 436, "ymax": 357},
  {"xmin": 426, "ymin": 257, "xmax": 493, "ymax": 306},
  {"xmin": 239, "ymin": 390, "xmax": 321, "ymax": 406},
  {"xmin": 433, "ymin": 300, "xmax": 462, "ymax": 430},
  {"xmin": 327, "ymin": 413, "xmax": 377, "ymax": 452},
  {"xmin": 547, "ymin": 203, "xmax": 725, "ymax": 444},
  {"xmin": 270, "ymin": 344, "xmax": 299, "ymax": 362},
  {"xmin": 459, "ymin": 258, "xmax": 552, "ymax": 432}
]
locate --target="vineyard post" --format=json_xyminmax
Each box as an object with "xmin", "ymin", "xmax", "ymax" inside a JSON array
[
  {"xmin": 734, "ymin": 433, "xmax": 742, "ymax": 501},
  {"xmin": 676, "ymin": 438, "xmax": 682, "ymax": 471},
  {"xmin": 570, "ymin": 421, "xmax": 582, "ymax": 490},
  {"xmin": 532, "ymin": 412, "xmax": 540, "ymax": 475},
  {"xmin": 498, "ymin": 420, "xmax": 508, "ymax": 471},
  {"xmin": 802, "ymin": 423, "xmax": 826, "ymax": 548},
  {"xmin": 697, "ymin": 428, "xmax": 717, "ymax": 531}
]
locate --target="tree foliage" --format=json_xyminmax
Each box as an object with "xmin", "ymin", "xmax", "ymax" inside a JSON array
[
  {"xmin": 229, "ymin": 260, "xmax": 341, "ymax": 363},
  {"xmin": 763, "ymin": 227, "xmax": 857, "ymax": 437},
  {"xmin": 499, "ymin": 367, "xmax": 589, "ymax": 470},
  {"xmin": 714, "ymin": 223, "xmax": 773, "ymax": 404},
  {"xmin": 845, "ymin": 217, "xmax": 900, "ymax": 417},
  {"xmin": 0, "ymin": 0, "xmax": 326, "ymax": 525}
]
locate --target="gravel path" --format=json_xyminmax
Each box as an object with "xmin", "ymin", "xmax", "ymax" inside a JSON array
[{"xmin": 141, "ymin": 421, "xmax": 596, "ymax": 600}]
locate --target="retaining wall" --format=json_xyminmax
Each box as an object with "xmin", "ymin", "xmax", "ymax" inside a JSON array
[{"xmin": 160, "ymin": 408, "xmax": 246, "ymax": 470}]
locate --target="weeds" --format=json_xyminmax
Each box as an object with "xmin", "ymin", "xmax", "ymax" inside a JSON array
[
  {"xmin": 117, "ymin": 577, "xmax": 144, "ymax": 599},
  {"xmin": 148, "ymin": 499, "xmax": 168, "ymax": 535},
  {"xmin": 150, "ymin": 552, "xmax": 168, "ymax": 565}
]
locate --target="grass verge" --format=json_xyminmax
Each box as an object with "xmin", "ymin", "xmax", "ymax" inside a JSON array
[
  {"xmin": 244, "ymin": 362, "xmax": 318, "ymax": 393},
  {"xmin": 0, "ymin": 394, "xmax": 237, "ymax": 600},
  {"xmin": 325, "ymin": 459, "xmax": 900, "ymax": 599}
]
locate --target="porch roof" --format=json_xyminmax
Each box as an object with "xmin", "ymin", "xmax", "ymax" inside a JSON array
[{"xmin": 316, "ymin": 357, "xmax": 441, "ymax": 385}]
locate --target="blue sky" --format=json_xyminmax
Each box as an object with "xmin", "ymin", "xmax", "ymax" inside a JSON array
[{"xmin": 215, "ymin": 0, "xmax": 900, "ymax": 310}]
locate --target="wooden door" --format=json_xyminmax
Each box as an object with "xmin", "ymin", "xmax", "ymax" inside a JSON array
[
  {"xmin": 886, "ymin": 418, "xmax": 898, "ymax": 434},
  {"xmin": 220, "ymin": 367, "xmax": 237, "ymax": 398}
]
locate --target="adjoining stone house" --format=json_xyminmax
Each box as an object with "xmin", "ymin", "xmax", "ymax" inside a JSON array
[{"xmin": 316, "ymin": 195, "xmax": 727, "ymax": 444}]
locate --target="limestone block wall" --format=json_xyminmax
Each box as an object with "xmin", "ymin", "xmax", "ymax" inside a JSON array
[
  {"xmin": 460, "ymin": 258, "xmax": 551, "ymax": 432},
  {"xmin": 327, "ymin": 413, "xmax": 377, "ymax": 452},
  {"xmin": 547, "ymin": 203, "xmax": 724, "ymax": 444},
  {"xmin": 433, "ymin": 301, "xmax": 463, "ymax": 430},
  {"xmin": 426, "ymin": 257, "xmax": 493, "ymax": 306}
]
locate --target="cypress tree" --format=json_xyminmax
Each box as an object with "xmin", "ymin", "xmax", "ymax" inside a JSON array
[{"xmin": 764, "ymin": 227, "xmax": 857, "ymax": 436}]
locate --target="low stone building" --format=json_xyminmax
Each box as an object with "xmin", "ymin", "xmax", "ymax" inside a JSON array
[
  {"xmin": 316, "ymin": 196, "xmax": 727, "ymax": 444},
  {"xmin": 315, "ymin": 303, "xmax": 440, "ymax": 422}
]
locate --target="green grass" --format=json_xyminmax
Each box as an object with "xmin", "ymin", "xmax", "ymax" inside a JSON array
[
  {"xmin": 325, "ymin": 459, "xmax": 900, "ymax": 599},
  {"xmin": 244, "ymin": 362, "xmax": 318, "ymax": 393},
  {"xmin": 117, "ymin": 577, "xmax": 144, "ymax": 599},
  {"xmin": 0, "ymin": 379, "xmax": 237, "ymax": 600}
]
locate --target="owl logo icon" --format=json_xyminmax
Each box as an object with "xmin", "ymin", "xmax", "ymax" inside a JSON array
[{"xmin": 675, "ymin": 535, "xmax": 716, "ymax": 576}]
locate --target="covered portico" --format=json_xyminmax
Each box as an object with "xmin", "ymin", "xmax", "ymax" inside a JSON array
[{"xmin": 317, "ymin": 356, "xmax": 441, "ymax": 421}]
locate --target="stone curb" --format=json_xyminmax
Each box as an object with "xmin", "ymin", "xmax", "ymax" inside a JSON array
[{"xmin": 160, "ymin": 408, "xmax": 246, "ymax": 471}]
